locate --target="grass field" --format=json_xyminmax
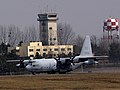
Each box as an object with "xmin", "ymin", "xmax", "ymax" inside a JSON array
[{"xmin": 0, "ymin": 73, "xmax": 120, "ymax": 90}]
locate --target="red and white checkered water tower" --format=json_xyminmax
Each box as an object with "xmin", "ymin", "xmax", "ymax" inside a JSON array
[{"xmin": 103, "ymin": 18, "xmax": 119, "ymax": 41}]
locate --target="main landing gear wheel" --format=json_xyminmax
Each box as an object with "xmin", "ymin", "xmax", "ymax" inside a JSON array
[{"xmin": 31, "ymin": 72, "xmax": 35, "ymax": 75}]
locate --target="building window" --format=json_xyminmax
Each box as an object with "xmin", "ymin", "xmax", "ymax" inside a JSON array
[
  {"xmin": 54, "ymin": 48, "xmax": 58, "ymax": 51},
  {"xmin": 67, "ymin": 48, "xmax": 71, "ymax": 51},
  {"xmin": 43, "ymin": 49, "xmax": 47, "ymax": 51},
  {"xmin": 53, "ymin": 38, "xmax": 56, "ymax": 40},
  {"xmin": 16, "ymin": 50, "xmax": 19, "ymax": 52},
  {"xmin": 49, "ymin": 27, "xmax": 52, "ymax": 30},
  {"xmin": 43, "ymin": 53, "xmax": 46, "ymax": 57},
  {"xmin": 36, "ymin": 49, "xmax": 40, "ymax": 51},
  {"xmin": 50, "ymin": 42, "xmax": 54, "ymax": 45},
  {"xmin": 50, "ymin": 38, "xmax": 52, "ymax": 41},
  {"xmin": 29, "ymin": 49, "xmax": 33, "ymax": 52},
  {"xmin": 61, "ymin": 48, "xmax": 65, "ymax": 51},
  {"xmin": 30, "ymin": 55, "xmax": 34, "ymax": 57}
]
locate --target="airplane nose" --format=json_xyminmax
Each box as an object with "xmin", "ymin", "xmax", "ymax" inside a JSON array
[{"xmin": 25, "ymin": 65, "xmax": 31, "ymax": 71}]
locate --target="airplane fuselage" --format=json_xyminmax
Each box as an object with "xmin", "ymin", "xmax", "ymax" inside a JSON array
[
  {"xmin": 7, "ymin": 35, "xmax": 107, "ymax": 74},
  {"xmin": 25, "ymin": 58, "xmax": 73, "ymax": 74}
]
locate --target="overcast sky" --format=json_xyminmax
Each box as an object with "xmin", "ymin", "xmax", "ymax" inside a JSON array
[{"xmin": 0, "ymin": 0, "xmax": 119, "ymax": 37}]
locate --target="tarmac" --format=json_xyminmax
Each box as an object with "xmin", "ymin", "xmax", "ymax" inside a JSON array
[{"xmin": 71, "ymin": 65, "xmax": 120, "ymax": 73}]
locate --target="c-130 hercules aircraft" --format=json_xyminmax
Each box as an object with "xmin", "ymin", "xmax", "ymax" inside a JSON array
[{"xmin": 7, "ymin": 35, "xmax": 108, "ymax": 74}]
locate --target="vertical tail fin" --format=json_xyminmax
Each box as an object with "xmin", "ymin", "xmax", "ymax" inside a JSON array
[{"xmin": 80, "ymin": 35, "xmax": 93, "ymax": 56}]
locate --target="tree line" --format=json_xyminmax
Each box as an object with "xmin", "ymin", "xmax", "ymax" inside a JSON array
[
  {"xmin": 0, "ymin": 24, "xmax": 119, "ymax": 61},
  {"xmin": 0, "ymin": 23, "xmax": 119, "ymax": 74}
]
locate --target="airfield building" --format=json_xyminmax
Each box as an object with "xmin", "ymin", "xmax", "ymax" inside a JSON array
[
  {"xmin": 8, "ymin": 42, "xmax": 73, "ymax": 58},
  {"xmin": 37, "ymin": 13, "xmax": 58, "ymax": 45},
  {"xmin": 8, "ymin": 12, "xmax": 73, "ymax": 58}
]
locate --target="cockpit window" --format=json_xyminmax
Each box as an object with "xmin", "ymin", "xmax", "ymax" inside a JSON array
[
  {"xmin": 33, "ymin": 65, "xmax": 35, "ymax": 67},
  {"xmin": 32, "ymin": 64, "xmax": 39, "ymax": 67}
]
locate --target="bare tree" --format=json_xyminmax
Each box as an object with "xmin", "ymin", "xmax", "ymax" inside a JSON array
[
  {"xmin": 57, "ymin": 23, "xmax": 75, "ymax": 45},
  {"xmin": 72, "ymin": 35, "xmax": 83, "ymax": 55},
  {"xmin": 7, "ymin": 25, "xmax": 22, "ymax": 46},
  {"xmin": 0, "ymin": 25, "xmax": 7, "ymax": 44},
  {"xmin": 96, "ymin": 38, "xmax": 109, "ymax": 56},
  {"xmin": 91, "ymin": 35, "xmax": 98, "ymax": 47},
  {"xmin": 22, "ymin": 26, "xmax": 38, "ymax": 43},
  {"xmin": 109, "ymin": 42, "xmax": 120, "ymax": 63},
  {"xmin": 73, "ymin": 35, "xmax": 109, "ymax": 56},
  {"xmin": 90, "ymin": 35, "xmax": 99, "ymax": 55}
]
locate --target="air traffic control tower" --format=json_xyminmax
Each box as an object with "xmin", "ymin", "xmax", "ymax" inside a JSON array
[{"xmin": 37, "ymin": 13, "xmax": 58, "ymax": 45}]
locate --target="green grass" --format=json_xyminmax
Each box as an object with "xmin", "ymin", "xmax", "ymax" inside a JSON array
[{"xmin": 0, "ymin": 73, "xmax": 120, "ymax": 90}]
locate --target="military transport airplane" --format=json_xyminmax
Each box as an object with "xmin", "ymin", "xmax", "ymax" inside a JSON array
[{"xmin": 7, "ymin": 35, "xmax": 108, "ymax": 74}]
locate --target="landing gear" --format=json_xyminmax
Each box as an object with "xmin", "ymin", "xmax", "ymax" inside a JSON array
[
  {"xmin": 47, "ymin": 71, "xmax": 56, "ymax": 74},
  {"xmin": 58, "ymin": 69, "xmax": 67, "ymax": 74},
  {"xmin": 31, "ymin": 72, "xmax": 35, "ymax": 75},
  {"xmin": 59, "ymin": 72, "xmax": 66, "ymax": 74}
]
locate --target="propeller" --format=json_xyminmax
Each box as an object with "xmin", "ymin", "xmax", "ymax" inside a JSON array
[
  {"xmin": 17, "ymin": 59, "xmax": 25, "ymax": 68},
  {"xmin": 17, "ymin": 58, "xmax": 31, "ymax": 68},
  {"xmin": 7, "ymin": 58, "xmax": 31, "ymax": 68},
  {"xmin": 70, "ymin": 56, "xmax": 76, "ymax": 65}
]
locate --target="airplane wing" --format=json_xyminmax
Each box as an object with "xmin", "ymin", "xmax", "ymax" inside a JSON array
[
  {"xmin": 73, "ymin": 54, "xmax": 108, "ymax": 63},
  {"xmin": 91, "ymin": 56, "xmax": 108, "ymax": 59},
  {"xmin": 7, "ymin": 60, "xmax": 21, "ymax": 62},
  {"xmin": 6, "ymin": 59, "xmax": 30, "ymax": 63},
  {"xmin": 6, "ymin": 59, "xmax": 31, "ymax": 68},
  {"xmin": 77, "ymin": 56, "xmax": 108, "ymax": 59}
]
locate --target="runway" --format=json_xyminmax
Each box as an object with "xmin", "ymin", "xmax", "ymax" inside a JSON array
[
  {"xmin": 0, "ymin": 72, "xmax": 120, "ymax": 90},
  {"xmin": 0, "ymin": 65, "xmax": 120, "ymax": 77},
  {"xmin": 72, "ymin": 66, "xmax": 120, "ymax": 73}
]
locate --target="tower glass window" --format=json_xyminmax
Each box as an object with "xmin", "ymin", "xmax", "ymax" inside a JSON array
[{"xmin": 48, "ymin": 15, "xmax": 56, "ymax": 17}]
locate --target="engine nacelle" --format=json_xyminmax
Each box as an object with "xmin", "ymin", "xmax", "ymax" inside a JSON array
[
  {"xmin": 57, "ymin": 59, "xmax": 73, "ymax": 73},
  {"xmin": 83, "ymin": 59, "xmax": 98, "ymax": 65}
]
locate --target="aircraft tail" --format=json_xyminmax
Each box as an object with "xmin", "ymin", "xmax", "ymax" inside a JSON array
[
  {"xmin": 80, "ymin": 35, "xmax": 93, "ymax": 57},
  {"xmin": 73, "ymin": 35, "xmax": 108, "ymax": 63}
]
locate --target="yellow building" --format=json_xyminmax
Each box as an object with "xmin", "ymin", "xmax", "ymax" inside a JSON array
[{"xmin": 8, "ymin": 42, "xmax": 73, "ymax": 58}]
